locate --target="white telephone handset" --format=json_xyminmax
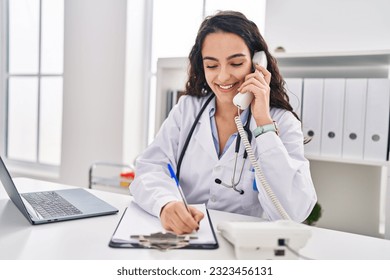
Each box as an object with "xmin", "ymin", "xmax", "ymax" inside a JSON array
[{"xmin": 232, "ymin": 51, "xmax": 268, "ymax": 110}]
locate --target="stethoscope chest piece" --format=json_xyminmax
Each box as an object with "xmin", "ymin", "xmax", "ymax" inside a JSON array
[{"xmin": 214, "ymin": 109, "xmax": 252, "ymax": 196}]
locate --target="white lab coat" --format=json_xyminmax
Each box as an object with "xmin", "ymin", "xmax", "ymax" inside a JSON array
[{"xmin": 131, "ymin": 95, "xmax": 317, "ymax": 222}]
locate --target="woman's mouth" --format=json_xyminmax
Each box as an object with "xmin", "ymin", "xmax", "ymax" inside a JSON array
[{"xmin": 217, "ymin": 83, "xmax": 237, "ymax": 91}]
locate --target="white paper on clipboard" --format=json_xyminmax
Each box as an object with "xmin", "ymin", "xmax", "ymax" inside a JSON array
[{"xmin": 109, "ymin": 201, "xmax": 218, "ymax": 249}]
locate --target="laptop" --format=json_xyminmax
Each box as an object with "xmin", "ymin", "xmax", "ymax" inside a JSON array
[{"xmin": 0, "ymin": 156, "xmax": 118, "ymax": 225}]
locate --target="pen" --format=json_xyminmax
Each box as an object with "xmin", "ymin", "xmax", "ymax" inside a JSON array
[{"xmin": 167, "ymin": 163, "xmax": 190, "ymax": 212}]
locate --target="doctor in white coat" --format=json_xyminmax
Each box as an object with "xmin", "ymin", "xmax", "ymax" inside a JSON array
[{"xmin": 131, "ymin": 11, "xmax": 317, "ymax": 234}]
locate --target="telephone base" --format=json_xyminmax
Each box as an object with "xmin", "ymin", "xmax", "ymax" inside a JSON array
[{"xmin": 217, "ymin": 220, "xmax": 311, "ymax": 260}]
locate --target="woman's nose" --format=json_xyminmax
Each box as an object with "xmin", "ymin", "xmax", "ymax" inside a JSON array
[{"xmin": 217, "ymin": 66, "xmax": 231, "ymax": 82}]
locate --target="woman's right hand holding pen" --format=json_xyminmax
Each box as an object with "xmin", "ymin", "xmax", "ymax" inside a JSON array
[{"xmin": 160, "ymin": 201, "xmax": 204, "ymax": 234}]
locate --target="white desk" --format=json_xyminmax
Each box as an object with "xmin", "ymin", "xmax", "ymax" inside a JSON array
[{"xmin": 1, "ymin": 178, "xmax": 390, "ymax": 260}]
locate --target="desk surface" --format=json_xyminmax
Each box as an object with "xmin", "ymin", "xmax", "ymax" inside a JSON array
[{"xmin": 1, "ymin": 178, "xmax": 390, "ymax": 260}]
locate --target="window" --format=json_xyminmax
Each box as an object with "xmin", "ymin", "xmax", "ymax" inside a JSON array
[
  {"xmin": 2, "ymin": 0, "xmax": 64, "ymax": 167},
  {"xmin": 148, "ymin": 0, "xmax": 266, "ymax": 143}
]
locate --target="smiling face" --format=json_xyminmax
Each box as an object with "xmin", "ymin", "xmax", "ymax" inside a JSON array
[{"xmin": 201, "ymin": 32, "xmax": 252, "ymax": 105}]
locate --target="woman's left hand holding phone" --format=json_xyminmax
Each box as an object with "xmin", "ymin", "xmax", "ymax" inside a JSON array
[{"xmin": 160, "ymin": 201, "xmax": 204, "ymax": 234}]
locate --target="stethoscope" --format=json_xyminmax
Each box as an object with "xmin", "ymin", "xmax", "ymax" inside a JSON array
[
  {"xmin": 176, "ymin": 94, "xmax": 252, "ymax": 195},
  {"xmin": 215, "ymin": 109, "xmax": 252, "ymax": 195}
]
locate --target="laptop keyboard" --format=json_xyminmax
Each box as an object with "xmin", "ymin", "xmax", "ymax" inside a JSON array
[{"xmin": 21, "ymin": 191, "xmax": 83, "ymax": 219}]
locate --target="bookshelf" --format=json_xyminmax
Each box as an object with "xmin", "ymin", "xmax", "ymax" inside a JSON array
[
  {"xmin": 155, "ymin": 57, "xmax": 189, "ymax": 132},
  {"xmin": 275, "ymin": 50, "xmax": 390, "ymax": 239}
]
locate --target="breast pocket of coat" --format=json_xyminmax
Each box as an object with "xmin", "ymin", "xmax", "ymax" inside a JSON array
[{"xmin": 240, "ymin": 168, "xmax": 260, "ymax": 210}]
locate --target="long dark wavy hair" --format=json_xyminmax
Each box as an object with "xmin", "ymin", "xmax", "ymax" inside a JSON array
[{"xmin": 185, "ymin": 11, "xmax": 295, "ymax": 116}]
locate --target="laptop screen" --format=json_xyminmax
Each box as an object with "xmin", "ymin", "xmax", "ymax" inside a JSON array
[{"xmin": 0, "ymin": 156, "xmax": 32, "ymax": 222}]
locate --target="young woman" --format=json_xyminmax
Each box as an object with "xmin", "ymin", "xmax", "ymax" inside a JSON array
[{"xmin": 131, "ymin": 11, "xmax": 317, "ymax": 234}]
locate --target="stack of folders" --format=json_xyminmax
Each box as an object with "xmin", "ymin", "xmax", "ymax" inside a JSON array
[{"xmin": 284, "ymin": 78, "xmax": 390, "ymax": 162}]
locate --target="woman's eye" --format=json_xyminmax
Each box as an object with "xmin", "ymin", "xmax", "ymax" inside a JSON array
[
  {"xmin": 231, "ymin": 63, "xmax": 243, "ymax": 67},
  {"xmin": 206, "ymin": 65, "xmax": 218, "ymax": 69}
]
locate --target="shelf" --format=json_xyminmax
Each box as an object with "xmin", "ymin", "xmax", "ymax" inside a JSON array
[
  {"xmin": 90, "ymin": 176, "xmax": 132, "ymax": 188},
  {"xmin": 274, "ymin": 50, "xmax": 390, "ymax": 67},
  {"xmin": 157, "ymin": 57, "xmax": 188, "ymax": 70},
  {"xmin": 306, "ymin": 155, "xmax": 389, "ymax": 167},
  {"xmin": 275, "ymin": 50, "xmax": 390, "ymax": 79},
  {"xmin": 88, "ymin": 161, "xmax": 134, "ymax": 192}
]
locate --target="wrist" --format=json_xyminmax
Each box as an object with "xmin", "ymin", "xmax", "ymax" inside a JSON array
[
  {"xmin": 160, "ymin": 201, "xmax": 177, "ymax": 217},
  {"xmin": 253, "ymin": 121, "xmax": 279, "ymax": 138}
]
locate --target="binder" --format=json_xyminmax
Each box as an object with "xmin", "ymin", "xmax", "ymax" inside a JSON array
[
  {"xmin": 321, "ymin": 79, "xmax": 345, "ymax": 157},
  {"xmin": 109, "ymin": 201, "xmax": 219, "ymax": 249},
  {"xmin": 342, "ymin": 79, "xmax": 367, "ymax": 160},
  {"xmin": 166, "ymin": 90, "xmax": 174, "ymax": 118},
  {"xmin": 364, "ymin": 79, "xmax": 390, "ymax": 161},
  {"xmin": 302, "ymin": 79, "xmax": 324, "ymax": 156},
  {"xmin": 166, "ymin": 89, "xmax": 186, "ymax": 118},
  {"xmin": 284, "ymin": 78, "xmax": 303, "ymax": 118}
]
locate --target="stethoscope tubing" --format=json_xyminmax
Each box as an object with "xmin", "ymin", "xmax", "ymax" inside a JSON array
[{"xmin": 176, "ymin": 94, "xmax": 215, "ymax": 181}]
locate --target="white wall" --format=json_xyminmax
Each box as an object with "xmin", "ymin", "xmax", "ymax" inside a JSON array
[
  {"xmin": 60, "ymin": 0, "xmax": 127, "ymax": 187},
  {"xmin": 0, "ymin": 0, "xmax": 5, "ymax": 157},
  {"xmin": 265, "ymin": 0, "xmax": 390, "ymax": 53}
]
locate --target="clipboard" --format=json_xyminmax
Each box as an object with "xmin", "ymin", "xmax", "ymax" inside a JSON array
[{"xmin": 109, "ymin": 202, "xmax": 219, "ymax": 250}]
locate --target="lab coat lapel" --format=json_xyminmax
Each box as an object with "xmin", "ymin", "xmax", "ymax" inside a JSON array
[
  {"xmin": 193, "ymin": 103, "xmax": 219, "ymax": 161},
  {"xmin": 218, "ymin": 115, "xmax": 249, "ymax": 165},
  {"xmin": 218, "ymin": 139, "xmax": 237, "ymax": 165}
]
